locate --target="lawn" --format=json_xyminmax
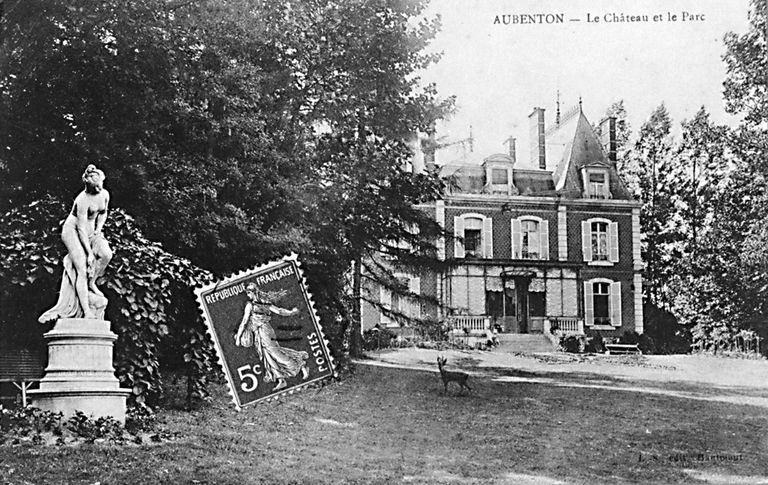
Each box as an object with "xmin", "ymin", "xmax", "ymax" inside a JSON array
[{"xmin": 1, "ymin": 359, "xmax": 768, "ymax": 484}]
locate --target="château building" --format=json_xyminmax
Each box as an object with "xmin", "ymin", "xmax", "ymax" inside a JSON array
[{"xmin": 361, "ymin": 103, "xmax": 643, "ymax": 338}]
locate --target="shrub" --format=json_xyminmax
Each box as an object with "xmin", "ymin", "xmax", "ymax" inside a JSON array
[
  {"xmin": 0, "ymin": 197, "xmax": 217, "ymax": 407},
  {"xmin": 585, "ymin": 335, "xmax": 606, "ymax": 354},
  {"xmin": 411, "ymin": 317, "xmax": 449, "ymax": 341},
  {"xmin": 559, "ymin": 334, "xmax": 586, "ymax": 353},
  {"xmin": 362, "ymin": 327, "xmax": 397, "ymax": 350},
  {"xmin": 66, "ymin": 411, "xmax": 125, "ymax": 444},
  {"xmin": 619, "ymin": 331, "xmax": 656, "ymax": 354},
  {"xmin": 0, "ymin": 406, "xmax": 63, "ymax": 438},
  {"xmin": 643, "ymin": 303, "xmax": 691, "ymax": 354}
]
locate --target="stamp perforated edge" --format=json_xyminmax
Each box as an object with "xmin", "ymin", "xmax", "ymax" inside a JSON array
[{"xmin": 193, "ymin": 253, "xmax": 337, "ymax": 409}]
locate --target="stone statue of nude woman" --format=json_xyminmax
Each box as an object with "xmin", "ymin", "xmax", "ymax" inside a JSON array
[
  {"xmin": 234, "ymin": 283, "xmax": 309, "ymax": 391},
  {"xmin": 39, "ymin": 165, "xmax": 113, "ymax": 323}
]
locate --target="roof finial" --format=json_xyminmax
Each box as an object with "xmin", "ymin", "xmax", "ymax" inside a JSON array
[
  {"xmin": 578, "ymin": 96, "xmax": 583, "ymax": 111},
  {"xmin": 556, "ymin": 90, "xmax": 561, "ymax": 127}
]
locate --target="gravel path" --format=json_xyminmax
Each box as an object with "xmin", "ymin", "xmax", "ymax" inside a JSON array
[{"xmin": 356, "ymin": 348, "xmax": 768, "ymax": 407}]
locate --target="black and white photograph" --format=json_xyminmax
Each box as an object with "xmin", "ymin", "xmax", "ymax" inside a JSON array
[{"xmin": 1, "ymin": 0, "xmax": 767, "ymax": 483}]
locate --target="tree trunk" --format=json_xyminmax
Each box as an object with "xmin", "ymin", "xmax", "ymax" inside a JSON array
[{"xmin": 349, "ymin": 257, "xmax": 364, "ymax": 358}]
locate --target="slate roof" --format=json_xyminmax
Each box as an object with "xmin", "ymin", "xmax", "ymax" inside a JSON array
[
  {"xmin": 438, "ymin": 106, "xmax": 633, "ymax": 200},
  {"xmin": 551, "ymin": 111, "xmax": 633, "ymax": 200}
]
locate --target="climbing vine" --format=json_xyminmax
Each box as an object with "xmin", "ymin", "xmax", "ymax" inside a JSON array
[{"xmin": 0, "ymin": 197, "xmax": 216, "ymax": 407}]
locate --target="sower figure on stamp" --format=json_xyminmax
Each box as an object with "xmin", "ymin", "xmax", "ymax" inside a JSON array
[
  {"xmin": 234, "ymin": 283, "xmax": 309, "ymax": 391},
  {"xmin": 39, "ymin": 165, "xmax": 113, "ymax": 323}
]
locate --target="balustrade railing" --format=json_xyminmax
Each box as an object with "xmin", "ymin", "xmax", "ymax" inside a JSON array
[
  {"xmin": 448, "ymin": 315, "xmax": 491, "ymax": 332},
  {"xmin": 545, "ymin": 317, "xmax": 584, "ymax": 334}
]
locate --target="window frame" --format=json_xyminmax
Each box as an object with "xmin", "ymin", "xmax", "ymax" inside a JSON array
[
  {"xmin": 583, "ymin": 278, "xmax": 622, "ymax": 329},
  {"xmin": 454, "ymin": 213, "xmax": 493, "ymax": 259},
  {"xmin": 582, "ymin": 167, "xmax": 611, "ymax": 199},
  {"xmin": 511, "ymin": 215, "xmax": 549, "ymax": 260},
  {"xmin": 582, "ymin": 217, "xmax": 619, "ymax": 265}
]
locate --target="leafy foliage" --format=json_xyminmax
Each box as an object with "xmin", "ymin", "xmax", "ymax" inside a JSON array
[
  {"xmin": 0, "ymin": 197, "xmax": 216, "ymax": 406},
  {"xmin": 621, "ymin": 104, "xmax": 680, "ymax": 306},
  {"xmin": 0, "ymin": 0, "xmax": 455, "ymax": 361}
]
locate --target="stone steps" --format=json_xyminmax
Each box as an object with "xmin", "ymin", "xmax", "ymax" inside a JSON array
[{"xmin": 495, "ymin": 333, "xmax": 554, "ymax": 353}]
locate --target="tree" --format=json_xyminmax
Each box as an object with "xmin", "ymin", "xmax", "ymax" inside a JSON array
[
  {"xmin": 624, "ymin": 104, "xmax": 679, "ymax": 306},
  {"xmin": 259, "ymin": 0, "xmax": 454, "ymax": 355},
  {"xmin": 722, "ymin": 0, "xmax": 768, "ymax": 127},
  {"xmin": 668, "ymin": 0, "xmax": 768, "ymax": 350},
  {"xmin": 671, "ymin": 107, "xmax": 732, "ymax": 257},
  {"xmin": 1, "ymin": 0, "xmax": 455, "ymax": 362}
]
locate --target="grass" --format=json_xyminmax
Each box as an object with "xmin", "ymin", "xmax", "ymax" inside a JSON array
[{"xmin": 1, "ymin": 362, "xmax": 768, "ymax": 484}]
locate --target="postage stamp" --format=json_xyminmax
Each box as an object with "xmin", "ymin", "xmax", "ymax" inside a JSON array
[{"xmin": 195, "ymin": 254, "xmax": 335, "ymax": 408}]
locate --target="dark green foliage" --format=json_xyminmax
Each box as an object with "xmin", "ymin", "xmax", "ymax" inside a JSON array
[
  {"xmin": 618, "ymin": 331, "xmax": 656, "ymax": 354},
  {"xmin": 584, "ymin": 331, "xmax": 606, "ymax": 354},
  {"xmin": 0, "ymin": 197, "xmax": 216, "ymax": 406},
  {"xmin": 663, "ymin": 1, "xmax": 768, "ymax": 351},
  {"xmin": 642, "ymin": 303, "xmax": 690, "ymax": 354},
  {"xmin": 559, "ymin": 334, "xmax": 586, "ymax": 353},
  {"xmin": 0, "ymin": 406, "xmax": 63, "ymax": 437},
  {"xmin": 66, "ymin": 411, "xmax": 125, "ymax": 444},
  {"xmin": 362, "ymin": 327, "xmax": 398, "ymax": 351},
  {"xmin": 0, "ymin": 0, "xmax": 454, "ymax": 364}
]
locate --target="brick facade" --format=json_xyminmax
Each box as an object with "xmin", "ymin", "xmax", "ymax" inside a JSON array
[{"xmin": 361, "ymin": 106, "xmax": 643, "ymax": 338}]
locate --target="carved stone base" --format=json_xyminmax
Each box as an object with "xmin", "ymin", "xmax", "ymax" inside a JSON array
[{"xmin": 28, "ymin": 318, "xmax": 131, "ymax": 423}]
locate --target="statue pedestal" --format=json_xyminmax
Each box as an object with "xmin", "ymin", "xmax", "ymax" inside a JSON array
[{"xmin": 28, "ymin": 318, "xmax": 131, "ymax": 423}]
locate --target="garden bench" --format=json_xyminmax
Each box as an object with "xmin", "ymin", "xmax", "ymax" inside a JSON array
[{"xmin": 605, "ymin": 343, "xmax": 641, "ymax": 355}]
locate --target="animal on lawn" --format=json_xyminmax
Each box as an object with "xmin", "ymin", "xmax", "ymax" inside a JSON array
[{"xmin": 436, "ymin": 356, "xmax": 472, "ymax": 394}]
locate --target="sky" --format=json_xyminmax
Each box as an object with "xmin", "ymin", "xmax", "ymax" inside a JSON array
[{"xmin": 419, "ymin": 0, "xmax": 752, "ymax": 169}]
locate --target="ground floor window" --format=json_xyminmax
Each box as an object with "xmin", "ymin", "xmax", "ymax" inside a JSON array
[
  {"xmin": 485, "ymin": 289, "xmax": 516, "ymax": 318},
  {"xmin": 592, "ymin": 282, "xmax": 610, "ymax": 325},
  {"xmin": 529, "ymin": 291, "xmax": 545, "ymax": 317},
  {"xmin": 584, "ymin": 279, "xmax": 622, "ymax": 327}
]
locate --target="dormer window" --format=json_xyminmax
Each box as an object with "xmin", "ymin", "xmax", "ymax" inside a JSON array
[
  {"xmin": 491, "ymin": 168, "xmax": 508, "ymax": 185},
  {"xmin": 582, "ymin": 167, "xmax": 611, "ymax": 199},
  {"xmin": 481, "ymin": 155, "xmax": 517, "ymax": 196},
  {"xmin": 588, "ymin": 172, "xmax": 605, "ymax": 196}
]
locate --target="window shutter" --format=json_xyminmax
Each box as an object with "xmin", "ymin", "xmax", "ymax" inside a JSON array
[
  {"xmin": 409, "ymin": 277, "xmax": 421, "ymax": 318},
  {"xmin": 581, "ymin": 221, "xmax": 592, "ymax": 262},
  {"xmin": 380, "ymin": 286, "xmax": 392, "ymax": 326},
  {"xmin": 483, "ymin": 217, "xmax": 493, "ymax": 259},
  {"xmin": 539, "ymin": 220, "xmax": 550, "ymax": 260},
  {"xmin": 609, "ymin": 222, "xmax": 619, "ymax": 262},
  {"xmin": 511, "ymin": 218, "xmax": 522, "ymax": 258},
  {"xmin": 584, "ymin": 281, "xmax": 594, "ymax": 326},
  {"xmin": 454, "ymin": 216, "xmax": 465, "ymax": 258},
  {"xmin": 610, "ymin": 282, "xmax": 622, "ymax": 327}
]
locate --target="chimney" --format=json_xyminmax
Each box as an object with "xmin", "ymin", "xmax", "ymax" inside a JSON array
[
  {"xmin": 504, "ymin": 136, "xmax": 517, "ymax": 164},
  {"xmin": 422, "ymin": 123, "xmax": 437, "ymax": 172},
  {"xmin": 529, "ymin": 107, "xmax": 546, "ymax": 170},
  {"xmin": 599, "ymin": 117, "xmax": 617, "ymax": 164}
]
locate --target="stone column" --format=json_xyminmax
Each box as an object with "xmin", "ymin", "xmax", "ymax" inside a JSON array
[{"xmin": 28, "ymin": 318, "xmax": 131, "ymax": 423}]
